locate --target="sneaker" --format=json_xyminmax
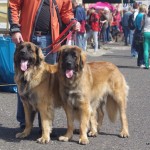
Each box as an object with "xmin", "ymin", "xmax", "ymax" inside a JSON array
[
  {"xmin": 108, "ymin": 41, "xmax": 114, "ymax": 44},
  {"xmin": 140, "ymin": 64, "xmax": 145, "ymax": 68}
]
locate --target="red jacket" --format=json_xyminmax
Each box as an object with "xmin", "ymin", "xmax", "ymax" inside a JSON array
[
  {"xmin": 89, "ymin": 12, "xmax": 100, "ymax": 31},
  {"xmin": 8, "ymin": 0, "xmax": 74, "ymax": 42}
]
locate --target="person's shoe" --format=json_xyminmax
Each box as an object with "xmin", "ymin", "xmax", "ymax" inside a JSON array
[
  {"xmin": 140, "ymin": 64, "xmax": 145, "ymax": 68},
  {"xmin": 108, "ymin": 41, "xmax": 114, "ymax": 44}
]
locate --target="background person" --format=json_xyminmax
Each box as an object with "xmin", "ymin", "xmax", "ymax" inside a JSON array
[
  {"xmin": 134, "ymin": 4, "xmax": 147, "ymax": 68},
  {"xmin": 111, "ymin": 9, "xmax": 121, "ymax": 42},
  {"xmin": 100, "ymin": 7, "xmax": 109, "ymax": 44},
  {"xmin": 84, "ymin": 7, "xmax": 100, "ymax": 53},
  {"xmin": 130, "ymin": 2, "xmax": 139, "ymax": 57},
  {"xmin": 122, "ymin": 7, "xmax": 132, "ymax": 46},
  {"xmin": 143, "ymin": 5, "xmax": 150, "ymax": 69},
  {"xmin": 72, "ymin": 0, "xmax": 86, "ymax": 51}
]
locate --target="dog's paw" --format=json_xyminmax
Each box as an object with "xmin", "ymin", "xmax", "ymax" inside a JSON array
[
  {"xmin": 58, "ymin": 136, "xmax": 69, "ymax": 142},
  {"xmin": 119, "ymin": 130, "xmax": 129, "ymax": 138},
  {"xmin": 16, "ymin": 132, "xmax": 29, "ymax": 138},
  {"xmin": 37, "ymin": 137, "xmax": 50, "ymax": 144},
  {"xmin": 88, "ymin": 131, "xmax": 97, "ymax": 137},
  {"xmin": 79, "ymin": 137, "xmax": 89, "ymax": 145}
]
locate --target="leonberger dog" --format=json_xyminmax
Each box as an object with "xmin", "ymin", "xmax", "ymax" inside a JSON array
[
  {"xmin": 57, "ymin": 45, "xmax": 129, "ymax": 145},
  {"xmin": 14, "ymin": 42, "xmax": 61, "ymax": 144}
]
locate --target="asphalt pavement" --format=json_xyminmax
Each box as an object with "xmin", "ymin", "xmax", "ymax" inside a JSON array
[{"xmin": 0, "ymin": 42, "xmax": 150, "ymax": 150}]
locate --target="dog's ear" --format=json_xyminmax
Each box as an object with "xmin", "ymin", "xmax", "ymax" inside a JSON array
[
  {"xmin": 35, "ymin": 46, "xmax": 44, "ymax": 65},
  {"xmin": 79, "ymin": 52, "xmax": 86, "ymax": 70},
  {"xmin": 56, "ymin": 45, "xmax": 68, "ymax": 63}
]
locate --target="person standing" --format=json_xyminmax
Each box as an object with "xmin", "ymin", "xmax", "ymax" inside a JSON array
[
  {"xmin": 111, "ymin": 9, "xmax": 121, "ymax": 42},
  {"xmin": 72, "ymin": 0, "xmax": 86, "ymax": 51},
  {"xmin": 130, "ymin": 2, "xmax": 139, "ymax": 57},
  {"xmin": 134, "ymin": 4, "xmax": 147, "ymax": 68},
  {"xmin": 143, "ymin": 5, "xmax": 150, "ymax": 69},
  {"xmin": 8, "ymin": 0, "xmax": 80, "ymax": 129},
  {"xmin": 100, "ymin": 7, "xmax": 109, "ymax": 44},
  {"xmin": 85, "ymin": 7, "xmax": 100, "ymax": 53},
  {"xmin": 122, "ymin": 7, "xmax": 132, "ymax": 46}
]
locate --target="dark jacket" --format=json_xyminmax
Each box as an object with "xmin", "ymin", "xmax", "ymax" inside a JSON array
[{"xmin": 74, "ymin": 5, "xmax": 86, "ymax": 22}]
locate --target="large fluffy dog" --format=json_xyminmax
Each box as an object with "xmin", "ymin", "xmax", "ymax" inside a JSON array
[
  {"xmin": 14, "ymin": 42, "xmax": 61, "ymax": 144},
  {"xmin": 57, "ymin": 45, "xmax": 129, "ymax": 145}
]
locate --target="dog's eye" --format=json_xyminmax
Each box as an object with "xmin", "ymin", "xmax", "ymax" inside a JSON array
[
  {"xmin": 73, "ymin": 55, "xmax": 77, "ymax": 59},
  {"xmin": 28, "ymin": 49, "xmax": 33, "ymax": 53}
]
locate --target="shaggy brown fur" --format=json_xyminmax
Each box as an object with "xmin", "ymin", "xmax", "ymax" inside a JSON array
[
  {"xmin": 57, "ymin": 45, "xmax": 129, "ymax": 145},
  {"xmin": 14, "ymin": 42, "xmax": 61, "ymax": 144}
]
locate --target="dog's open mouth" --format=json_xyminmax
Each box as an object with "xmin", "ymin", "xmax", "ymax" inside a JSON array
[
  {"xmin": 20, "ymin": 60, "xmax": 29, "ymax": 71},
  {"xmin": 65, "ymin": 69, "xmax": 74, "ymax": 79}
]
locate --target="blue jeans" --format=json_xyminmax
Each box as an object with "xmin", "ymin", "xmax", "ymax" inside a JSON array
[
  {"xmin": 106, "ymin": 25, "xmax": 111, "ymax": 41},
  {"xmin": 101, "ymin": 27, "xmax": 107, "ymax": 43},
  {"xmin": 75, "ymin": 32, "xmax": 86, "ymax": 51},
  {"xmin": 131, "ymin": 30, "xmax": 138, "ymax": 57},
  {"xmin": 17, "ymin": 35, "xmax": 56, "ymax": 127},
  {"xmin": 123, "ymin": 26, "xmax": 131, "ymax": 45},
  {"xmin": 137, "ymin": 43, "xmax": 144, "ymax": 66}
]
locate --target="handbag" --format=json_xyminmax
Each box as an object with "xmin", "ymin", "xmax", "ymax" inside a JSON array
[
  {"xmin": 133, "ymin": 14, "xmax": 145, "ymax": 49},
  {"xmin": 133, "ymin": 30, "xmax": 144, "ymax": 50},
  {"xmin": 78, "ymin": 20, "xmax": 86, "ymax": 33},
  {"xmin": 134, "ymin": 31, "xmax": 144, "ymax": 44}
]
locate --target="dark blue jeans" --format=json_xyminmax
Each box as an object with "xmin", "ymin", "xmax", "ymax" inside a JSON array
[
  {"xmin": 123, "ymin": 26, "xmax": 131, "ymax": 45},
  {"xmin": 17, "ymin": 35, "xmax": 57, "ymax": 127},
  {"xmin": 137, "ymin": 43, "xmax": 144, "ymax": 66}
]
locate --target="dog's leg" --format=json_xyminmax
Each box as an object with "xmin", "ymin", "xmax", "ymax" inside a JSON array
[
  {"xmin": 79, "ymin": 102, "xmax": 91, "ymax": 145},
  {"xmin": 16, "ymin": 101, "xmax": 33, "ymax": 138},
  {"xmin": 88, "ymin": 109, "xmax": 98, "ymax": 137},
  {"xmin": 118, "ymin": 99, "xmax": 129, "ymax": 138},
  {"xmin": 37, "ymin": 103, "xmax": 53, "ymax": 144},
  {"xmin": 59, "ymin": 104, "xmax": 74, "ymax": 142},
  {"xmin": 97, "ymin": 102, "xmax": 105, "ymax": 133}
]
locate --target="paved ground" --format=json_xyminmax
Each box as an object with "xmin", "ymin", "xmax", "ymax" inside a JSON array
[{"xmin": 0, "ymin": 42, "xmax": 150, "ymax": 150}]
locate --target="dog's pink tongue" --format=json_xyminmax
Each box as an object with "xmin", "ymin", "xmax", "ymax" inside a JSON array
[
  {"xmin": 20, "ymin": 60, "xmax": 28, "ymax": 71},
  {"xmin": 66, "ymin": 70, "xmax": 73, "ymax": 78}
]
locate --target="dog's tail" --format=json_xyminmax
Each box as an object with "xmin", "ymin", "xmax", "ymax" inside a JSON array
[
  {"xmin": 106, "ymin": 77, "xmax": 129, "ymax": 123},
  {"xmin": 106, "ymin": 95, "xmax": 118, "ymax": 123}
]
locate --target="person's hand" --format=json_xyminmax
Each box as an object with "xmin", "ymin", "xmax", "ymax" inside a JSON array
[
  {"xmin": 11, "ymin": 32, "xmax": 24, "ymax": 44},
  {"xmin": 73, "ymin": 21, "xmax": 81, "ymax": 32}
]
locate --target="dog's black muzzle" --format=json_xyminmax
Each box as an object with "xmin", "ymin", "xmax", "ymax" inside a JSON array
[{"xmin": 63, "ymin": 55, "xmax": 76, "ymax": 70}]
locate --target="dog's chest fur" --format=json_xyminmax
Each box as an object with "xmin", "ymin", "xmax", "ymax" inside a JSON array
[
  {"xmin": 61, "ymin": 84, "xmax": 83, "ymax": 108},
  {"xmin": 16, "ymin": 68, "xmax": 45, "ymax": 109}
]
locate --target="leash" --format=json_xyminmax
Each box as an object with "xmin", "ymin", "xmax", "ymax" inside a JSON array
[
  {"xmin": 43, "ymin": 20, "xmax": 77, "ymax": 57},
  {"xmin": 0, "ymin": 20, "xmax": 77, "ymax": 88}
]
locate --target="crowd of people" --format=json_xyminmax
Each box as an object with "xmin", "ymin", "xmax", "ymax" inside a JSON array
[{"xmin": 72, "ymin": 1, "xmax": 150, "ymax": 69}]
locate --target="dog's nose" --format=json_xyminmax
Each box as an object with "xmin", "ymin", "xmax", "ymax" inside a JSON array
[
  {"xmin": 66, "ymin": 62, "xmax": 72, "ymax": 67},
  {"xmin": 20, "ymin": 50, "xmax": 26, "ymax": 55}
]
